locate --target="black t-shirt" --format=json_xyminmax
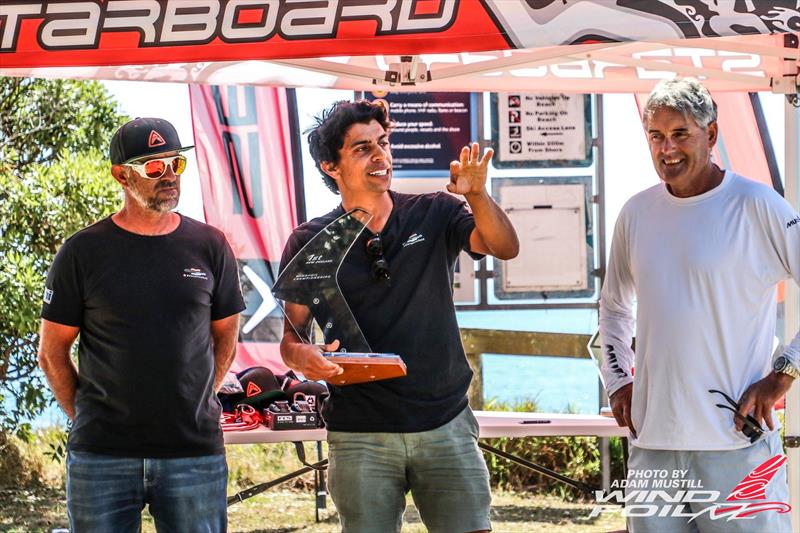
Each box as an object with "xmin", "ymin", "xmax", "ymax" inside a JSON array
[
  {"xmin": 41, "ymin": 215, "xmax": 245, "ymax": 458},
  {"xmin": 279, "ymin": 191, "xmax": 482, "ymax": 432}
]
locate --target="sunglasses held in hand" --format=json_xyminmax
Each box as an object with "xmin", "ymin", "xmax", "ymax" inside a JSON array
[
  {"xmin": 708, "ymin": 389, "xmax": 764, "ymax": 443},
  {"xmin": 124, "ymin": 154, "xmax": 187, "ymax": 179}
]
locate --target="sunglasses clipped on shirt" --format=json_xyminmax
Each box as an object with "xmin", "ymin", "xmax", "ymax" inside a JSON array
[
  {"xmin": 124, "ymin": 155, "xmax": 187, "ymax": 179},
  {"xmin": 366, "ymin": 234, "xmax": 391, "ymax": 281},
  {"xmin": 708, "ymin": 389, "xmax": 764, "ymax": 443}
]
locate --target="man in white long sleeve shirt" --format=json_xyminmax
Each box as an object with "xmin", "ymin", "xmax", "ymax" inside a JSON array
[{"xmin": 600, "ymin": 77, "xmax": 798, "ymax": 533}]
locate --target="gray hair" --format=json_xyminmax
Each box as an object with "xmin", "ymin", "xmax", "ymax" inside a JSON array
[{"xmin": 643, "ymin": 77, "xmax": 717, "ymax": 128}]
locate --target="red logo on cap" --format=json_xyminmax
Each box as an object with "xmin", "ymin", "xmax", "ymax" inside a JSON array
[
  {"xmin": 246, "ymin": 382, "xmax": 262, "ymax": 397},
  {"xmin": 148, "ymin": 130, "xmax": 166, "ymax": 148}
]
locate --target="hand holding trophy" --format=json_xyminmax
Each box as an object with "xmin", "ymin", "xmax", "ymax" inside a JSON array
[{"xmin": 272, "ymin": 208, "xmax": 407, "ymax": 386}]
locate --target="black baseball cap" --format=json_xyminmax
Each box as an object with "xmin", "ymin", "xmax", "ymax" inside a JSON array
[
  {"xmin": 236, "ymin": 366, "xmax": 287, "ymax": 408},
  {"xmin": 109, "ymin": 117, "xmax": 194, "ymax": 165}
]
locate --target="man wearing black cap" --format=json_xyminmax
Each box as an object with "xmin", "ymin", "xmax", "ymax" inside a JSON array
[{"xmin": 38, "ymin": 117, "xmax": 245, "ymax": 532}]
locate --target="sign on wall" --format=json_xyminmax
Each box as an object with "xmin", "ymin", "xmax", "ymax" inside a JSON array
[
  {"xmin": 363, "ymin": 91, "xmax": 475, "ymax": 175},
  {"xmin": 453, "ymin": 251, "xmax": 477, "ymax": 304},
  {"xmin": 492, "ymin": 176, "xmax": 595, "ymax": 299},
  {"xmin": 492, "ymin": 93, "xmax": 592, "ymax": 168}
]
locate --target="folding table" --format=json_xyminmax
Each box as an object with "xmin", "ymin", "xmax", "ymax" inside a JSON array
[{"xmin": 225, "ymin": 411, "xmax": 627, "ymax": 515}]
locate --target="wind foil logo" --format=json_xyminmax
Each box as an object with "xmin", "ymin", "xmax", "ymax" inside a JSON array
[
  {"xmin": 590, "ymin": 455, "xmax": 791, "ymax": 522},
  {"xmin": 183, "ymin": 268, "xmax": 208, "ymax": 280}
]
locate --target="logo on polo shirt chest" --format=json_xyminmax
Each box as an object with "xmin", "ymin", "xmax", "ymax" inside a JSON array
[
  {"xmin": 402, "ymin": 233, "xmax": 425, "ymax": 248},
  {"xmin": 183, "ymin": 268, "xmax": 208, "ymax": 280}
]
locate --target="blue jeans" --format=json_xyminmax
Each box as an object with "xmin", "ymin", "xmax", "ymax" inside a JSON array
[{"xmin": 66, "ymin": 451, "xmax": 228, "ymax": 533}]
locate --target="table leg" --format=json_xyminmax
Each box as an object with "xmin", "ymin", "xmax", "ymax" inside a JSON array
[
  {"xmin": 315, "ymin": 441, "xmax": 327, "ymax": 521},
  {"xmin": 227, "ymin": 458, "xmax": 329, "ymax": 506},
  {"xmin": 478, "ymin": 441, "xmax": 598, "ymax": 497}
]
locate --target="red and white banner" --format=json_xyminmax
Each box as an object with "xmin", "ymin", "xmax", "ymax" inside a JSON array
[
  {"xmin": 190, "ymin": 84, "xmax": 298, "ymax": 373},
  {"xmin": 3, "ymin": 1, "xmax": 798, "ymax": 68},
  {"xmin": 0, "ymin": 0, "xmax": 508, "ymax": 68},
  {"xmin": 1, "ymin": 3, "xmax": 796, "ymax": 93}
]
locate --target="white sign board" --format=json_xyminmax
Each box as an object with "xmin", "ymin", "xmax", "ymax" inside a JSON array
[
  {"xmin": 497, "ymin": 93, "xmax": 586, "ymax": 162},
  {"xmin": 498, "ymin": 182, "xmax": 588, "ymax": 293},
  {"xmin": 453, "ymin": 251, "xmax": 477, "ymax": 304}
]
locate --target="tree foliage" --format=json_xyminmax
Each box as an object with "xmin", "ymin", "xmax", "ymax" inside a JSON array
[
  {"xmin": 1, "ymin": 78, "xmax": 122, "ymax": 172},
  {"xmin": 0, "ymin": 77, "xmax": 126, "ymax": 437}
]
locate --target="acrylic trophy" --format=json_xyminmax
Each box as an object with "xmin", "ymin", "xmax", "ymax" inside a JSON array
[{"xmin": 272, "ymin": 208, "xmax": 406, "ymax": 386}]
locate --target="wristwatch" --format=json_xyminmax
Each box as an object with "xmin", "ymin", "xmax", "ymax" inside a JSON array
[{"xmin": 773, "ymin": 356, "xmax": 800, "ymax": 380}]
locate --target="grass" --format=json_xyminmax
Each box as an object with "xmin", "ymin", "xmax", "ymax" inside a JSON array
[
  {"xmin": 220, "ymin": 490, "xmax": 625, "ymax": 533},
  {"xmin": 0, "ymin": 487, "xmax": 68, "ymax": 533},
  {"xmin": 1, "ymin": 485, "xmax": 625, "ymax": 533}
]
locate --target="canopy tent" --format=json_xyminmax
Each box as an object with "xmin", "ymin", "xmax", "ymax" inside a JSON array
[
  {"xmin": 1, "ymin": 33, "xmax": 795, "ymax": 93},
  {"xmin": 2, "ymin": 0, "xmax": 799, "ymax": 526},
  {"xmin": 1, "ymin": 1, "xmax": 798, "ymax": 93}
]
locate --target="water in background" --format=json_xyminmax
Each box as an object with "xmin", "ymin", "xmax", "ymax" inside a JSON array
[
  {"xmin": 460, "ymin": 308, "xmax": 602, "ymax": 414},
  {"xmin": 482, "ymin": 354, "xmax": 600, "ymax": 413}
]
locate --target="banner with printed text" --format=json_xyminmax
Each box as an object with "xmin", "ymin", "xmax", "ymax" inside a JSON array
[
  {"xmin": 189, "ymin": 84, "xmax": 298, "ymax": 374},
  {"xmin": 2, "ymin": 1, "xmax": 797, "ymax": 68}
]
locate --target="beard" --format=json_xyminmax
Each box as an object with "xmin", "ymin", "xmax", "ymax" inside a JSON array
[{"xmin": 127, "ymin": 176, "xmax": 179, "ymax": 213}]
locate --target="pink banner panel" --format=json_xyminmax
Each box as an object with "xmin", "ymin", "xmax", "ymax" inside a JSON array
[
  {"xmin": 190, "ymin": 84, "xmax": 298, "ymax": 374},
  {"xmin": 713, "ymin": 92, "xmax": 773, "ymax": 188}
]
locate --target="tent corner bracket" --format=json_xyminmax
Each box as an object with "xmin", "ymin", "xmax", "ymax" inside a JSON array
[{"xmin": 381, "ymin": 55, "xmax": 431, "ymax": 87}]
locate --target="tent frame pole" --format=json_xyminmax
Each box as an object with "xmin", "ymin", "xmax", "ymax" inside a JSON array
[{"xmin": 784, "ymin": 92, "xmax": 800, "ymax": 533}]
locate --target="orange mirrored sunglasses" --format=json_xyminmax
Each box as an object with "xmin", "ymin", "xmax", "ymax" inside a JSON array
[{"xmin": 125, "ymin": 155, "xmax": 187, "ymax": 179}]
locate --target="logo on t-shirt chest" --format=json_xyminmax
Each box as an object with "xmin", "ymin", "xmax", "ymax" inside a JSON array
[
  {"xmin": 183, "ymin": 268, "xmax": 208, "ymax": 280},
  {"xmin": 402, "ymin": 233, "xmax": 426, "ymax": 248}
]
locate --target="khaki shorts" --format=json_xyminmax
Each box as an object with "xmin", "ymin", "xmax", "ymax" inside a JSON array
[{"xmin": 327, "ymin": 405, "xmax": 492, "ymax": 533}]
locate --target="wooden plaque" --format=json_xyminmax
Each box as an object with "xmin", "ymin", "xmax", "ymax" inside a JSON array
[{"xmin": 323, "ymin": 354, "xmax": 407, "ymax": 386}]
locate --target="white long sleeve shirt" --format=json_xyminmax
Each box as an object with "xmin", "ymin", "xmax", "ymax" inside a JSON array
[{"xmin": 600, "ymin": 170, "xmax": 800, "ymax": 450}]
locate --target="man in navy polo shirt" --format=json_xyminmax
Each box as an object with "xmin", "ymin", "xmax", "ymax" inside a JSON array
[
  {"xmin": 279, "ymin": 101, "xmax": 519, "ymax": 533},
  {"xmin": 38, "ymin": 117, "xmax": 244, "ymax": 532}
]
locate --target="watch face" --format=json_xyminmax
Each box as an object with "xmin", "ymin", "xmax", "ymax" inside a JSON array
[{"xmin": 774, "ymin": 357, "xmax": 787, "ymax": 372}]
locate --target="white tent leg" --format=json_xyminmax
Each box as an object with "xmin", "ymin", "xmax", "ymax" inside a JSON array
[{"xmin": 784, "ymin": 94, "xmax": 800, "ymax": 532}]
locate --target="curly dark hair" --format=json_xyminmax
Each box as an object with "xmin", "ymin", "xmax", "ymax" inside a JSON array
[{"xmin": 306, "ymin": 100, "xmax": 391, "ymax": 194}]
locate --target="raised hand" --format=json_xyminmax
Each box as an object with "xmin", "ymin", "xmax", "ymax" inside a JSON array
[{"xmin": 448, "ymin": 142, "xmax": 493, "ymax": 197}]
